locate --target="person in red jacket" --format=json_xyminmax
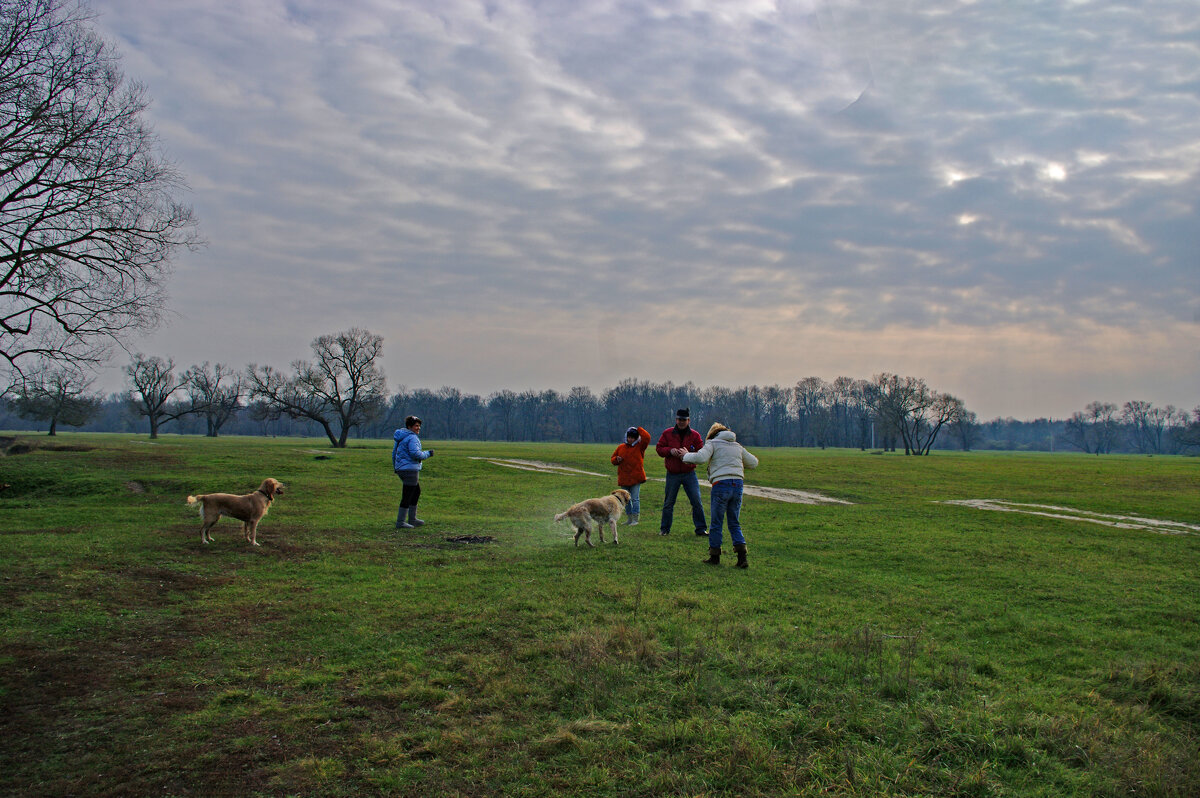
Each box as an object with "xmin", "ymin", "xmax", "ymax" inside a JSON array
[
  {"xmin": 655, "ymin": 408, "xmax": 707, "ymax": 536},
  {"xmin": 611, "ymin": 425, "xmax": 651, "ymax": 524}
]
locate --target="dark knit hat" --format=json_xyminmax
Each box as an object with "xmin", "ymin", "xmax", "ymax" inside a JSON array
[
  {"xmin": 675, "ymin": 408, "xmax": 690, "ymax": 419},
  {"xmin": 625, "ymin": 426, "xmax": 639, "ymax": 438}
]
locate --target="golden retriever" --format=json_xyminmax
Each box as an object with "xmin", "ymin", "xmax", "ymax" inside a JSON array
[
  {"xmin": 186, "ymin": 478, "xmax": 284, "ymax": 546},
  {"xmin": 554, "ymin": 488, "xmax": 631, "ymax": 547}
]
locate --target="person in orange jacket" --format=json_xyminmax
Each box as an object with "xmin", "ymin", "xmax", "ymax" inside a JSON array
[{"xmin": 611, "ymin": 425, "xmax": 651, "ymax": 524}]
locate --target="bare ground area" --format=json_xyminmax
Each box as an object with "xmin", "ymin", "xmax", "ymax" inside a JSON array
[
  {"xmin": 472, "ymin": 457, "xmax": 852, "ymax": 505},
  {"xmin": 940, "ymin": 499, "xmax": 1199, "ymax": 535}
]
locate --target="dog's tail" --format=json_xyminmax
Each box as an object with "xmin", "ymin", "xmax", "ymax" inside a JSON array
[{"xmin": 554, "ymin": 510, "xmax": 569, "ymax": 522}]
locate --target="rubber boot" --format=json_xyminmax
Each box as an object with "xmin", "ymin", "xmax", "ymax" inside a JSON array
[
  {"xmin": 704, "ymin": 547, "xmax": 721, "ymax": 565},
  {"xmin": 407, "ymin": 505, "xmax": 425, "ymax": 527},
  {"xmin": 627, "ymin": 513, "xmax": 639, "ymax": 526},
  {"xmin": 396, "ymin": 506, "xmax": 414, "ymax": 529},
  {"xmin": 733, "ymin": 543, "xmax": 748, "ymax": 569}
]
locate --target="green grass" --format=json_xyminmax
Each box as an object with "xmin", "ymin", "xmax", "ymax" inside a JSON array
[{"xmin": 1, "ymin": 433, "xmax": 1197, "ymax": 796}]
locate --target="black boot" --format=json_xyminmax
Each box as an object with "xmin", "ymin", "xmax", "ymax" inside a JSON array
[
  {"xmin": 733, "ymin": 543, "xmax": 748, "ymax": 569},
  {"xmin": 704, "ymin": 547, "xmax": 721, "ymax": 565},
  {"xmin": 396, "ymin": 505, "xmax": 413, "ymax": 529}
]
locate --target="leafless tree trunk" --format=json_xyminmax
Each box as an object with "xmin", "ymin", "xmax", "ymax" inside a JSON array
[
  {"xmin": 0, "ymin": 0, "xmax": 200, "ymax": 377},
  {"xmin": 247, "ymin": 328, "xmax": 387, "ymax": 448}
]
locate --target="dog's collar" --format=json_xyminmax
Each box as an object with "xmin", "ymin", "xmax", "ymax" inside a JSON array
[{"xmin": 257, "ymin": 488, "xmax": 274, "ymax": 502}]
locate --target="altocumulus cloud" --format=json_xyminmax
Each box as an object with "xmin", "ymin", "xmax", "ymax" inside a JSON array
[{"xmin": 94, "ymin": 0, "xmax": 1198, "ymax": 417}]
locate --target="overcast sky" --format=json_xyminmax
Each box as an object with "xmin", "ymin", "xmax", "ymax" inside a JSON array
[{"xmin": 91, "ymin": 0, "xmax": 1198, "ymax": 420}]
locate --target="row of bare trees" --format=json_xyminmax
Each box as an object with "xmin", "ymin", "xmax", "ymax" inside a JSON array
[
  {"xmin": 10, "ymin": 325, "xmax": 1200, "ymax": 456},
  {"xmin": 1061, "ymin": 400, "xmax": 1196, "ymax": 455},
  {"xmin": 6, "ymin": 326, "xmax": 978, "ymax": 454},
  {"xmin": 8, "ymin": 332, "xmax": 1198, "ymax": 456},
  {"xmin": 380, "ymin": 374, "xmax": 964, "ymax": 454},
  {"xmin": 119, "ymin": 329, "xmax": 386, "ymax": 447}
]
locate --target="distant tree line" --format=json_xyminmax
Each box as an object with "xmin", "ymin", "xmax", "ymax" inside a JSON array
[{"xmin": 3, "ymin": 328, "xmax": 1197, "ymax": 455}]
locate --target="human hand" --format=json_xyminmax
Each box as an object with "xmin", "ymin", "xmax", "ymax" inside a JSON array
[
  {"xmin": 614, "ymin": 456, "xmax": 623, "ymax": 464},
  {"xmin": 427, "ymin": 449, "xmax": 434, "ymax": 457}
]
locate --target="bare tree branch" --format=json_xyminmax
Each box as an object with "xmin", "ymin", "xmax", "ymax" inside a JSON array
[{"xmin": 0, "ymin": 0, "xmax": 200, "ymax": 378}]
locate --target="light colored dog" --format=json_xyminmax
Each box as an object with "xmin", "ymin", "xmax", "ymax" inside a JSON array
[
  {"xmin": 554, "ymin": 488, "xmax": 631, "ymax": 547},
  {"xmin": 186, "ymin": 478, "xmax": 284, "ymax": 546}
]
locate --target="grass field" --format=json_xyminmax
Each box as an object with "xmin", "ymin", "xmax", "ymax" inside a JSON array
[{"xmin": 1, "ymin": 432, "xmax": 1197, "ymax": 797}]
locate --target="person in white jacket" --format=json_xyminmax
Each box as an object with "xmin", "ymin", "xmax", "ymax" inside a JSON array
[{"xmin": 682, "ymin": 422, "xmax": 759, "ymax": 568}]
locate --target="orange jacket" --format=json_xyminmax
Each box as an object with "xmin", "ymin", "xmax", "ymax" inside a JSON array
[{"xmin": 611, "ymin": 426, "xmax": 651, "ymax": 486}]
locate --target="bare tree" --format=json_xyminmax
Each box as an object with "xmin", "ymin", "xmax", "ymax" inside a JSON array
[
  {"xmin": 183, "ymin": 362, "xmax": 242, "ymax": 437},
  {"xmin": 1121, "ymin": 400, "xmax": 1187, "ymax": 455},
  {"xmin": 247, "ymin": 328, "xmax": 386, "ymax": 448},
  {"xmin": 125, "ymin": 353, "xmax": 187, "ymax": 438},
  {"xmin": 915, "ymin": 392, "xmax": 966, "ymax": 455},
  {"xmin": 1175, "ymin": 407, "xmax": 1200, "ymax": 452},
  {"xmin": 871, "ymin": 373, "xmax": 921, "ymax": 454},
  {"xmin": 516, "ymin": 389, "xmax": 559, "ymax": 441},
  {"xmin": 1062, "ymin": 401, "xmax": 1120, "ymax": 454},
  {"xmin": 564, "ymin": 385, "xmax": 599, "ymax": 442},
  {"xmin": 951, "ymin": 408, "xmax": 979, "ymax": 451},
  {"xmin": 871, "ymin": 373, "xmax": 965, "ymax": 455},
  {"xmin": 0, "ymin": 0, "xmax": 200, "ymax": 377},
  {"xmin": 487, "ymin": 389, "xmax": 520, "ymax": 441},
  {"xmin": 793, "ymin": 376, "xmax": 827, "ymax": 447},
  {"xmin": 759, "ymin": 384, "xmax": 791, "ymax": 446},
  {"xmin": 6, "ymin": 364, "xmax": 101, "ymax": 434}
]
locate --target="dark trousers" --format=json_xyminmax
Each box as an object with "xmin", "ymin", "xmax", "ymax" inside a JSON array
[
  {"xmin": 660, "ymin": 470, "xmax": 706, "ymax": 534},
  {"xmin": 396, "ymin": 470, "xmax": 421, "ymax": 507}
]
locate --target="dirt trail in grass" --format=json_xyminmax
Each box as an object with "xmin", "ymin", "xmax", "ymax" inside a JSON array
[
  {"xmin": 941, "ymin": 499, "xmax": 1199, "ymax": 535},
  {"xmin": 471, "ymin": 457, "xmax": 852, "ymax": 505}
]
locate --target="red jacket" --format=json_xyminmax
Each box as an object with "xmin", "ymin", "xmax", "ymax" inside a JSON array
[
  {"xmin": 611, "ymin": 427, "xmax": 651, "ymax": 486},
  {"xmin": 656, "ymin": 424, "xmax": 704, "ymax": 474}
]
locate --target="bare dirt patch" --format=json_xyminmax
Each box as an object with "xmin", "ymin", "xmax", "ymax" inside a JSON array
[
  {"xmin": 941, "ymin": 500, "xmax": 1200, "ymax": 535},
  {"xmin": 3, "ymin": 437, "xmax": 96, "ymax": 455},
  {"xmin": 471, "ymin": 457, "xmax": 608, "ymax": 477},
  {"xmin": 446, "ymin": 534, "xmax": 496, "ymax": 544},
  {"xmin": 473, "ymin": 457, "xmax": 852, "ymax": 505}
]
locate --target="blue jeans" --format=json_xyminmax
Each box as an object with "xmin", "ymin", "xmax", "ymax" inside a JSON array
[
  {"xmin": 661, "ymin": 470, "xmax": 706, "ymax": 534},
  {"xmin": 708, "ymin": 479, "xmax": 745, "ymax": 548},
  {"xmin": 622, "ymin": 482, "xmax": 642, "ymax": 516}
]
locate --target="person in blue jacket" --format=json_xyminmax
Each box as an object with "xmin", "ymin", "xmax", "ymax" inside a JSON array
[{"xmin": 393, "ymin": 415, "xmax": 433, "ymax": 529}]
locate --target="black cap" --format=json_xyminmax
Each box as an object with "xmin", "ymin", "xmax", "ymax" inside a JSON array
[
  {"xmin": 676, "ymin": 408, "xmax": 689, "ymax": 419},
  {"xmin": 625, "ymin": 426, "xmax": 638, "ymax": 437}
]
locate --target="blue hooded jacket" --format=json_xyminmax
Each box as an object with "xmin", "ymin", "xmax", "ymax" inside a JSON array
[{"xmin": 393, "ymin": 427, "xmax": 431, "ymax": 471}]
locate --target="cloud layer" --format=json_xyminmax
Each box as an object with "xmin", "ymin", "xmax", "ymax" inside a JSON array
[{"xmin": 93, "ymin": 0, "xmax": 1199, "ymax": 418}]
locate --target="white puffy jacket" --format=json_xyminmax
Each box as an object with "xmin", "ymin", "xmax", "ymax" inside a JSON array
[{"xmin": 682, "ymin": 430, "xmax": 759, "ymax": 483}]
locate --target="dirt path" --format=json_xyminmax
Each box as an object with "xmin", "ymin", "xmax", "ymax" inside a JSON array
[
  {"xmin": 470, "ymin": 457, "xmax": 852, "ymax": 505},
  {"xmin": 940, "ymin": 499, "xmax": 1199, "ymax": 535}
]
